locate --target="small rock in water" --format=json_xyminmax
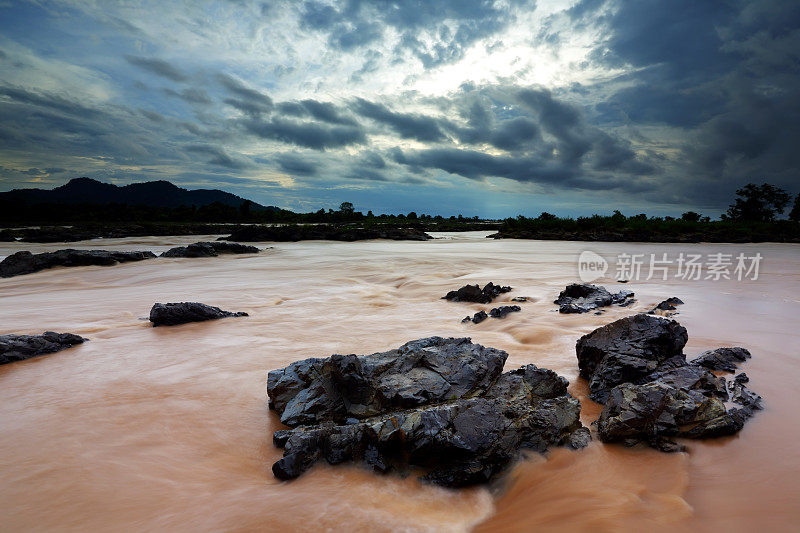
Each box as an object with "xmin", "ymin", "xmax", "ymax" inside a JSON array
[
  {"xmin": 149, "ymin": 302, "xmax": 248, "ymax": 327},
  {"xmin": 511, "ymin": 296, "xmax": 532, "ymax": 302},
  {"xmin": 489, "ymin": 305, "xmax": 521, "ymax": 319},
  {"xmin": 0, "ymin": 331, "xmax": 87, "ymax": 365},
  {"xmin": 161, "ymin": 241, "xmax": 260, "ymax": 258},
  {"xmin": 554, "ymin": 283, "xmax": 633, "ymax": 313},
  {"xmin": 462, "ymin": 310, "xmax": 488, "ymax": 324},
  {"xmin": 443, "ymin": 282, "xmax": 512, "ymax": 304}
]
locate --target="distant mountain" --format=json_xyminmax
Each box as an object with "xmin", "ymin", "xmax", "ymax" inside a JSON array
[{"xmin": 0, "ymin": 177, "xmax": 277, "ymax": 211}]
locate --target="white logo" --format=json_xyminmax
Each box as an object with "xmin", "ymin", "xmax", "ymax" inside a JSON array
[{"xmin": 578, "ymin": 250, "xmax": 608, "ymax": 282}]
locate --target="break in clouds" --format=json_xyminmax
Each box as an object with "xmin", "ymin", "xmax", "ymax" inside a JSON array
[{"xmin": 0, "ymin": 0, "xmax": 798, "ymax": 216}]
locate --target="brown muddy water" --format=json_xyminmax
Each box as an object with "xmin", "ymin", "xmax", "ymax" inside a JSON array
[{"xmin": 1, "ymin": 232, "xmax": 798, "ymax": 532}]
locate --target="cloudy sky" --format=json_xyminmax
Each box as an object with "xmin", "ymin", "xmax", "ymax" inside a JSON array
[{"xmin": 0, "ymin": 0, "xmax": 798, "ymax": 217}]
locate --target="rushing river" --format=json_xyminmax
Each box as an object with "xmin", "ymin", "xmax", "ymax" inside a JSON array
[{"xmin": 1, "ymin": 232, "xmax": 798, "ymax": 532}]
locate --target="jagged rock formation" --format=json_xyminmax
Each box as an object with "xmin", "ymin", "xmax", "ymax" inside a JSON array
[
  {"xmin": 267, "ymin": 337, "xmax": 588, "ymax": 487},
  {"xmin": 576, "ymin": 314, "xmax": 761, "ymax": 451},
  {"xmin": 149, "ymin": 302, "xmax": 248, "ymax": 326},
  {"xmin": 0, "ymin": 249, "xmax": 156, "ymax": 278},
  {"xmin": 554, "ymin": 283, "xmax": 633, "ymax": 313},
  {"xmin": 0, "ymin": 332, "xmax": 87, "ymax": 365},
  {"xmin": 443, "ymin": 282, "xmax": 512, "ymax": 304},
  {"xmin": 489, "ymin": 305, "xmax": 521, "ymax": 318}
]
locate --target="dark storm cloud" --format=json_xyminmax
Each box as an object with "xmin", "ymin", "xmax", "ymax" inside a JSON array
[
  {"xmin": 352, "ymin": 98, "xmax": 447, "ymax": 142},
  {"xmin": 583, "ymin": 0, "xmax": 800, "ymax": 204},
  {"xmin": 184, "ymin": 144, "xmax": 251, "ymax": 169},
  {"xmin": 276, "ymin": 99, "xmax": 357, "ymax": 126},
  {"xmin": 216, "ymin": 73, "xmax": 273, "ymax": 114},
  {"xmin": 275, "ymin": 152, "xmax": 318, "ymax": 176},
  {"xmin": 124, "ymin": 55, "xmax": 189, "ymax": 82},
  {"xmin": 242, "ymin": 116, "xmax": 366, "ymax": 149}
]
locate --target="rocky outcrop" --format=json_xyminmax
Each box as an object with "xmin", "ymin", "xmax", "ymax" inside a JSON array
[
  {"xmin": 577, "ymin": 314, "xmax": 762, "ymax": 451},
  {"xmin": 443, "ymin": 282, "xmax": 512, "ymax": 303},
  {"xmin": 554, "ymin": 283, "xmax": 633, "ymax": 313},
  {"xmin": 149, "ymin": 302, "xmax": 248, "ymax": 327},
  {"xmin": 0, "ymin": 249, "xmax": 156, "ymax": 278},
  {"xmin": 221, "ymin": 225, "xmax": 431, "ymax": 242},
  {"xmin": 267, "ymin": 337, "xmax": 588, "ymax": 487},
  {"xmin": 576, "ymin": 314, "xmax": 688, "ymax": 403},
  {"xmin": 489, "ymin": 305, "xmax": 521, "ymax": 318},
  {"xmin": 161, "ymin": 241, "xmax": 260, "ymax": 258},
  {"xmin": 649, "ymin": 297, "xmax": 685, "ymax": 315},
  {"xmin": 0, "ymin": 331, "xmax": 87, "ymax": 365},
  {"xmin": 690, "ymin": 347, "xmax": 751, "ymax": 372}
]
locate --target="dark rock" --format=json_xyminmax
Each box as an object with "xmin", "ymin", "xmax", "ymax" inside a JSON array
[
  {"xmin": 161, "ymin": 241, "xmax": 260, "ymax": 258},
  {"xmin": 489, "ymin": 305, "xmax": 521, "ymax": 319},
  {"xmin": 617, "ymin": 279, "xmax": 629, "ymax": 283},
  {"xmin": 443, "ymin": 282, "xmax": 512, "ymax": 304},
  {"xmin": 221, "ymin": 224, "xmax": 431, "ymax": 242},
  {"xmin": 149, "ymin": 302, "xmax": 248, "ymax": 327},
  {"xmin": 0, "ymin": 229, "xmax": 18, "ymax": 241},
  {"xmin": 267, "ymin": 337, "xmax": 588, "ymax": 487},
  {"xmin": 690, "ymin": 347, "xmax": 751, "ymax": 372},
  {"xmin": 0, "ymin": 331, "xmax": 87, "ymax": 365},
  {"xmin": 462, "ymin": 310, "xmax": 488, "ymax": 324},
  {"xmin": 576, "ymin": 314, "xmax": 688, "ymax": 403},
  {"xmin": 511, "ymin": 296, "xmax": 531, "ymax": 302},
  {"xmin": 728, "ymin": 376, "xmax": 763, "ymax": 410},
  {"xmin": 0, "ymin": 249, "xmax": 156, "ymax": 278},
  {"xmin": 554, "ymin": 283, "xmax": 633, "ymax": 313},
  {"xmin": 664, "ymin": 297, "xmax": 684, "ymax": 305}
]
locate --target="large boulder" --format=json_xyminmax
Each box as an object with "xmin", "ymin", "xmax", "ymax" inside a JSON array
[
  {"xmin": 555, "ymin": 283, "xmax": 633, "ymax": 313},
  {"xmin": 0, "ymin": 249, "xmax": 156, "ymax": 278},
  {"xmin": 578, "ymin": 315, "xmax": 762, "ymax": 451},
  {"xmin": 0, "ymin": 331, "xmax": 87, "ymax": 365},
  {"xmin": 576, "ymin": 314, "xmax": 688, "ymax": 402},
  {"xmin": 149, "ymin": 302, "xmax": 248, "ymax": 327},
  {"xmin": 267, "ymin": 337, "xmax": 588, "ymax": 487},
  {"xmin": 443, "ymin": 282, "xmax": 512, "ymax": 303},
  {"xmin": 160, "ymin": 241, "xmax": 260, "ymax": 258}
]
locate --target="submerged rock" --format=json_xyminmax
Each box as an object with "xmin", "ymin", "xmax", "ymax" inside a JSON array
[
  {"xmin": 267, "ymin": 337, "xmax": 588, "ymax": 487},
  {"xmin": 161, "ymin": 241, "xmax": 260, "ymax": 258},
  {"xmin": 576, "ymin": 314, "xmax": 688, "ymax": 403},
  {"xmin": 0, "ymin": 249, "xmax": 156, "ymax": 278},
  {"xmin": 577, "ymin": 314, "xmax": 761, "ymax": 451},
  {"xmin": 0, "ymin": 331, "xmax": 87, "ymax": 365},
  {"xmin": 554, "ymin": 283, "xmax": 633, "ymax": 313},
  {"xmin": 149, "ymin": 302, "xmax": 248, "ymax": 327},
  {"xmin": 489, "ymin": 305, "xmax": 521, "ymax": 319},
  {"xmin": 648, "ymin": 297, "xmax": 684, "ymax": 315},
  {"xmin": 690, "ymin": 347, "xmax": 751, "ymax": 372},
  {"xmin": 443, "ymin": 282, "xmax": 512, "ymax": 304}
]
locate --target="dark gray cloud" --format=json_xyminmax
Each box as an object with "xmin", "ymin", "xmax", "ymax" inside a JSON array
[
  {"xmin": 184, "ymin": 144, "xmax": 251, "ymax": 169},
  {"xmin": 353, "ymin": 98, "xmax": 447, "ymax": 142},
  {"xmin": 242, "ymin": 116, "xmax": 366, "ymax": 149},
  {"xmin": 124, "ymin": 55, "xmax": 189, "ymax": 82},
  {"xmin": 275, "ymin": 152, "xmax": 318, "ymax": 176},
  {"xmin": 163, "ymin": 87, "xmax": 213, "ymax": 104},
  {"xmin": 217, "ymin": 73, "xmax": 273, "ymax": 114}
]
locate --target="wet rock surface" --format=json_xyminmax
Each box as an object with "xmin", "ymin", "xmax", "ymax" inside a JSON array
[
  {"xmin": 649, "ymin": 296, "xmax": 685, "ymax": 315},
  {"xmin": 577, "ymin": 314, "xmax": 762, "ymax": 450},
  {"xmin": 443, "ymin": 282, "xmax": 512, "ymax": 304},
  {"xmin": 690, "ymin": 347, "xmax": 751, "ymax": 372},
  {"xmin": 161, "ymin": 241, "xmax": 260, "ymax": 258},
  {"xmin": 149, "ymin": 302, "xmax": 248, "ymax": 326},
  {"xmin": 0, "ymin": 249, "xmax": 156, "ymax": 278},
  {"xmin": 267, "ymin": 337, "xmax": 588, "ymax": 487},
  {"xmin": 461, "ymin": 310, "xmax": 488, "ymax": 324},
  {"xmin": 489, "ymin": 305, "xmax": 521, "ymax": 319},
  {"xmin": 222, "ymin": 225, "xmax": 431, "ymax": 242},
  {"xmin": 0, "ymin": 331, "xmax": 87, "ymax": 365},
  {"xmin": 555, "ymin": 283, "xmax": 633, "ymax": 313}
]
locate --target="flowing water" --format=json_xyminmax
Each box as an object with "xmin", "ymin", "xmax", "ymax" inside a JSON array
[{"xmin": 1, "ymin": 232, "xmax": 798, "ymax": 532}]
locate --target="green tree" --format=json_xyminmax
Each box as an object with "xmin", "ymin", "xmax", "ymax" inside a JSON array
[
  {"xmin": 339, "ymin": 201, "xmax": 354, "ymax": 215},
  {"xmin": 726, "ymin": 183, "xmax": 790, "ymax": 222}
]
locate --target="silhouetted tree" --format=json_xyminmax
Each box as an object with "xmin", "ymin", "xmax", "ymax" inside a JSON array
[
  {"xmin": 339, "ymin": 202, "xmax": 354, "ymax": 215},
  {"xmin": 681, "ymin": 211, "xmax": 702, "ymax": 222},
  {"xmin": 726, "ymin": 183, "xmax": 790, "ymax": 221},
  {"xmin": 538, "ymin": 212, "xmax": 557, "ymax": 220},
  {"xmin": 790, "ymin": 193, "xmax": 800, "ymax": 221}
]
